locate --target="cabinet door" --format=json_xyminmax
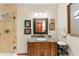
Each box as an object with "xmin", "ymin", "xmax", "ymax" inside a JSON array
[
  {"xmin": 41, "ymin": 42, "xmax": 50, "ymax": 56},
  {"xmin": 35, "ymin": 47, "xmax": 42, "ymax": 56},
  {"xmin": 50, "ymin": 48, "xmax": 57, "ymax": 56},
  {"xmin": 42, "ymin": 47, "xmax": 50, "ymax": 56},
  {"xmin": 50, "ymin": 42, "xmax": 57, "ymax": 56},
  {"xmin": 35, "ymin": 42, "xmax": 42, "ymax": 56},
  {"xmin": 28, "ymin": 42, "xmax": 36, "ymax": 56},
  {"xmin": 28, "ymin": 48, "xmax": 36, "ymax": 56},
  {"xmin": 35, "ymin": 47, "xmax": 50, "ymax": 56}
]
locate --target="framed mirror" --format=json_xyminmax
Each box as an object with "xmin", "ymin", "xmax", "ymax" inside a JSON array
[
  {"xmin": 33, "ymin": 18, "xmax": 48, "ymax": 34},
  {"xmin": 67, "ymin": 3, "xmax": 79, "ymax": 36}
]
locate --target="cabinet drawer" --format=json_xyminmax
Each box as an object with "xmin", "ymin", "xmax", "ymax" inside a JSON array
[
  {"xmin": 35, "ymin": 42, "xmax": 42, "ymax": 47},
  {"xmin": 42, "ymin": 42, "xmax": 50, "ymax": 47},
  {"xmin": 28, "ymin": 42, "xmax": 35, "ymax": 48}
]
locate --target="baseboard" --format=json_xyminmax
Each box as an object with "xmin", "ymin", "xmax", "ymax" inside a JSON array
[{"xmin": 17, "ymin": 53, "xmax": 27, "ymax": 55}]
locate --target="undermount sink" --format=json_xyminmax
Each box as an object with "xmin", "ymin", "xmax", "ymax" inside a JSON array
[
  {"xmin": 57, "ymin": 40, "xmax": 67, "ymax": 45},
  {"xmin": 33, "ymin": 38, "xmax": 48, "ymax": 41}
]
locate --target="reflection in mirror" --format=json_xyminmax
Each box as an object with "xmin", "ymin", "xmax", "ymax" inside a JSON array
[{"xmin": 33, "ymin": 18, "xmax": 48, "ymax": 34}]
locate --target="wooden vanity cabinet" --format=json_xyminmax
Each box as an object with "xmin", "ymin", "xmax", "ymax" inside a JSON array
[
  {"xmin": 28, "ymin": 42, "xmax": 57, "ymax": 56},
  {"xmin": 50, "ymin": 42, "xmax": 57, "ymax": 56}
]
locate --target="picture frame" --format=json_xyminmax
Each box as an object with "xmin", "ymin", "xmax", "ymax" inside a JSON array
[
  {"xmin": 24, "ymin": 20, "xmax": 31, "ymax": 27},
  {"xmin": 49, "ymin": 23, "xmax": 55, "ymax": 30},
  {"xmin": 67, "ymin": 3, "xmax": 79, "ymax": 36},
  {"xmin": 24, "ymin": 28, "xmax": 31, "ymax": 34},
  {"xmin": 49, "ymin": 19, "xmax": 55, "ymax": 30},
  {"xmin": 50, "ymin": 19, "xmax": 55, "ymax": 23}
]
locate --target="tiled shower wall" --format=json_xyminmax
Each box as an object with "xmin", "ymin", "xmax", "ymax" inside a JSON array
[{"xmin": 0, "ymin": 4, "xmax": 17, "ymax": 53}]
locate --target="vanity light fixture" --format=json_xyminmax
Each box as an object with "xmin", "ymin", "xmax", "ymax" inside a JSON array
[{"xmin": 34, "ymin": 11, "xmax": 48, "ymax": 18}]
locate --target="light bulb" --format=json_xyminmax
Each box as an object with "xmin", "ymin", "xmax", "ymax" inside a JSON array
[{"xmin": 34, "ymin": 12, "xmax": 48, "ymax": 18}]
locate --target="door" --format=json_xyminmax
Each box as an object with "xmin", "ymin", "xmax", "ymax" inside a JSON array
[{"xmin": 36, "ymin": 21, "xmax": 42, "ymax": 32}]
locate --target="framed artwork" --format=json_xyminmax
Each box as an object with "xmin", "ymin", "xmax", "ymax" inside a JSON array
[
  {"xmin": 24, "ymin": 20, "xmax": 31, "ymax": 27},
  {"xmin": 33, "ymin": 18, "xmax": 48, "ymax": 34},
  {"xmin": 68, "ymin": 3, "xmax": 79, "ymax": 36},
  {"xmin": 24, "ymin": 28, "xmax": 31, "ymax": 34},
  {"xmin": 49, "ymin": 23, "xmax": 55, "ymax": 30},
  {"xmin": 49, "ymin": 19, "xmax": 55, "ymax": 30},
  {"xmin": 50, "ymin": 19, "xmax": 55, "ymax": 23}
]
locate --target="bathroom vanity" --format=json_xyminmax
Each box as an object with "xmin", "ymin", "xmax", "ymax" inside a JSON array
[
  {"xmin": 27, "ymin": 42, "xmax": 57, "ymax": 56},
  {"xmin": 27, "ymin": 18, "xmax": 57, "ymax": 56}
]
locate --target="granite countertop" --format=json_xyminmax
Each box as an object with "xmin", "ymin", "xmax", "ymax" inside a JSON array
[{"xmin": 27, "ymin": 38, "xmax": 58, "ymax": 42}]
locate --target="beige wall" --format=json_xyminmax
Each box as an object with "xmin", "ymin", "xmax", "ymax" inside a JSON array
[
  {"xmin": 17, "ymin": 4, "xmax": 58, "ymax": 53},
  {"xmin": 58, "ymin": 3, "xmax": 79, "ymax": 56}
]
